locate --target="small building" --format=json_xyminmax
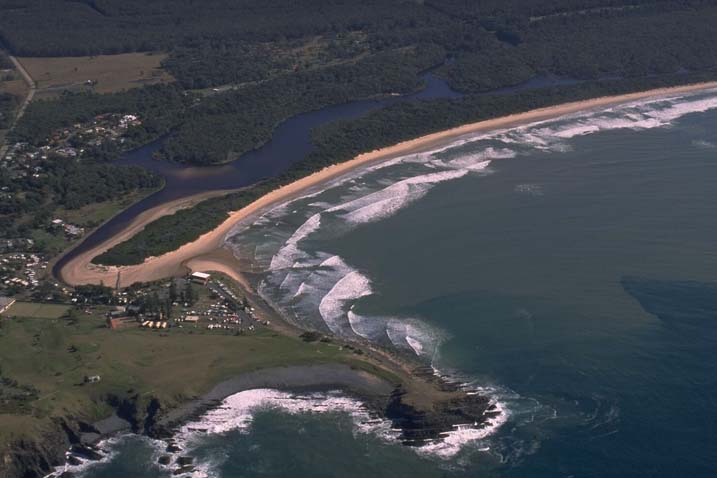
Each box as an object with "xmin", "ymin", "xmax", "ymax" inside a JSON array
[
  {"xmin": 64, "ymin": 224, "xmax": 85, "ymax": 237},
  {"xmin": 106, "ymin": 316, "xmax": 137, "ymax": 330},
  {"xmin": 190, "ymin": 271, "xmax": 211, "ymax": 285}
]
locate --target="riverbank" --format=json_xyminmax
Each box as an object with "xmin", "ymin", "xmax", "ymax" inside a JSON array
[
  {"xmin": 56, "ymin": 188, "xmax": 240, "ymax": 287},
  {"xmin": 57, "ymin": 80, "xmax": 717, "ymax": 288}
]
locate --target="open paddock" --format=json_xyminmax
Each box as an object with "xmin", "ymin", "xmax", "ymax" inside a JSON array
[
  {"xmin": 2, "ymin": 301, "xmax": 70, "ymax": 319},
  {"xmin": 16, "ymin": 52, "xmax": 174, "ymax": 98},
  {"xmin": 0, "ymin": 76, "xmax": 28, "ymax": 99}
]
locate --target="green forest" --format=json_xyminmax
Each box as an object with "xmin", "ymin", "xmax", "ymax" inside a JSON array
[
  {"xmin": 11, "ymin": 84, "xmax": 190, "ymax": 146},
  {"xmin": 0, "ymin": 51, "xmax": 12, "ymax": 69},
  {"xmin": 6, "ymin": 0, "xmax": 717, "ymax": 165},
  {"xmin": 0, "ymin": 92, "xmax": 17, "ymax": 129},
  {"xmin": 0, "ymin": 156, "xmax": 161, "ymax": 245}
]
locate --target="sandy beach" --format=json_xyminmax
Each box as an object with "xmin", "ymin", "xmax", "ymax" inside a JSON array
[{"xmin": 58, "ymin": 81, "xmax": 717, "ymax": 288}]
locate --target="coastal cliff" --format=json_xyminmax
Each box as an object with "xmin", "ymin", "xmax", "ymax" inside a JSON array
[
  {"xmin": 1, "ymin": 419, "xmax": 81, "ymax": 478},
  {"xmin": 6, "ymin": 363, "xmax": 498, "ymax": 478}
]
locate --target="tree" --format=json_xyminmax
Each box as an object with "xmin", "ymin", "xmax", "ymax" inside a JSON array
[
  {"xmin": 169, "ymin": 280, "xmax": 177, "ymax": 303},
  {"xmin": 184, "ymin": 281, "xmax": 197, "ymax": 306}
]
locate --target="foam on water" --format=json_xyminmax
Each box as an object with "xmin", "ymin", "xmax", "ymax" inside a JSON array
[
  {"xmin": 385, "ymin": 317, "xmax": 445, "ymax": 359},
  {"xmin": 268, "ymin": 213, "xmax": 321, "ymax": 270},
  {"xmin": 46, "ymin": 435, "xmax": 166, "ymax": 478},
  {"xmin": 251, "ymin": 89, "xmax": 717, "ymax": 365},
  {"xmin": 318, "ymin": 269, "xmax": 373, "ymax": 335},
  {"xmin": 692, "ymin": 139, "xmax": 717, "ymax": 149},
  {"xmin": 328, "ymin": 169, "xmax": 469, "ymax": 225},
  {"xmin": 223, "ymin": 88, "xmax": 717, "ymax": 461},
  {"xmin": 168, "ymin": 386, "xmax": 508, "ymax": 476},
  {"xmin": 167, "ymin": 389, "xmax": 402, "ymax": 476},
  {"xmin": 417, "ymin": 400, "xmax": 509, "ymax": 459},
  {"xmin": 514, "ymin": 184, "xmax": 544, "ymax": 196}
]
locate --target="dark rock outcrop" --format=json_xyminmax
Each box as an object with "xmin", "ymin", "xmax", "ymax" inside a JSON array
[{"xmin": 384, "ymin": 386, "xmax": 493, "ymax": 446}]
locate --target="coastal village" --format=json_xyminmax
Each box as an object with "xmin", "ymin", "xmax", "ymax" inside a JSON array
[
  {"xmin": 2, "ymin": 112, "xmax": 142, "ymax": 169},
  {"xmin": 0, "ymin": 108, "xmax": 267, "ymax": 339},
  {"xmin": 1, "ymin": 268, "xmax": 264, "ymax": 336},
  {"xmin": 0, "ymin": 112, "xmax": 144, "ymax": 301},
  {"xmin": 103, "ymin": 272, "xmax": 262, "ymax": 334}
]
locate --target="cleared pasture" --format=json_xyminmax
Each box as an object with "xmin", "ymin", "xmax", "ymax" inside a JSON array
[
  {"xmin": 16, "ymin": 52, "xmax": 174, "ymax": 98},
  {"xmin": 1, "ymin": 301, "xmax": 70, "ymax": 319}
]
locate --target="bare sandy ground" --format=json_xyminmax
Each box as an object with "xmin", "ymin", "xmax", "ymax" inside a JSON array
[{"xmin": 59, "ymin": 81, "xmax": 717, "ymax": 287}]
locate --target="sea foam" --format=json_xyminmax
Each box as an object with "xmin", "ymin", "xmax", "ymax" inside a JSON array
[
  {"xmin": 170, "ymin": 386, "xmax": 507, "ymax": 474},
  {"xmin": 318, "ymin": 269, "xmax": 373, "ymax": 335},
  {"xmin": 224, "ymin": 88, "xmax": 717, "ymax": 462},
  {"xmin": 328, "ymin": 169, "xmax": 469, "ymax": 225}
]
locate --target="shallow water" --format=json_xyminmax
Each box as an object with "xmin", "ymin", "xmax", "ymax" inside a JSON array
[{"xmin": 72, "ymin": 90, "xmax": 717, "ymax": 477}]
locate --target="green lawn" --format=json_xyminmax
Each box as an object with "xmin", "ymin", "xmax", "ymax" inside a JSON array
[
  {"xmin": 55, "ymin": 190, "xmax": 157, "ymax": 229},
  {"xmin": 1, "ymin": 301, "xmax": 70, "ymax": 319},
  {"xmin": 0, "ymin": 310, "xmax": 392, "ymax": 448}
]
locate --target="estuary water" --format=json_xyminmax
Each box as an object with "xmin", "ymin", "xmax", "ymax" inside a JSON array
[{"xmin": 70, "ymin": 90, "xmax": 717, "ymax": 477}]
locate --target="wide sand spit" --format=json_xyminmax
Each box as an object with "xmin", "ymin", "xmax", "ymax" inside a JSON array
[{"xmin": 58, "ymin": 81, "xmax": 717, "ymax": 288}]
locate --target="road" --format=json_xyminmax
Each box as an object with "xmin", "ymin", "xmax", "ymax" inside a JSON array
[
  {"xmin": 7, "ymin": 54, "xmax": 36, "ymax": 123},
  {"xmin": 0, "ymin": 53, "xmax": 36, "ymax": 156}
]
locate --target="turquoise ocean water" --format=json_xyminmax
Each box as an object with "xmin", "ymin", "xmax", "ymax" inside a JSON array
[{"xmin": 69, "ymin": 91, "xmax": 717, "ymax": 478}]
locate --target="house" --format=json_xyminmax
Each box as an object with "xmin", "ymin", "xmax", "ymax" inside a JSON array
[
  {"xmin": 64, "ymin": 224, "xmax": 85, "ymax": 237},
  {"xmin": 190, "ymin": 271, "xmax": 211, "ymax": 285}
]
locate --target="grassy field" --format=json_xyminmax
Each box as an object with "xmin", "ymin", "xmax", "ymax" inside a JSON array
[
  {"xmin": 0, "ymin": 306, "xmax": 391, "ymax": 448},
  {"xmin": 1, "ymin": 301, "xmax": 70, "ymax": 319},
  {"xmin": 0, "ymin": 75, "xmax": 28, "ymax": 98},
  {"xmin": 55, "ymin": 189, "xmax": 160, "ymax": 229},
  {"xmin": 17, "ymin": 52, "xmax": 174, "ymax": 99}
]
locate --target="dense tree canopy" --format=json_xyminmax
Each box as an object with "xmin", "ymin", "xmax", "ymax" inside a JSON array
[
  {"xmin": 0, "ymin": 92, "xmax": 17, "ymax": 129},
  {"xmin": 0, "ymin": 155, "xmax": 161, "ymax": 240},
  {"xmin": 7, "ymin": 0, "xmax": 717, "ymax": 165}
]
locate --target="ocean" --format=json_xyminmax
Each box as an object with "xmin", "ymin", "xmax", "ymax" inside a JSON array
[{"xmin": 66, "ymin": 90, "xmax": 717, "ymax": 477}]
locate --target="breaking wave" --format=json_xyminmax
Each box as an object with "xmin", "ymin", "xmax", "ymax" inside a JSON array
[
  {"xmin": 163, "ymin": 385, "xmax": 511, "ymax": 477},
  {"xmin": 223, "ymin": 88, "xmax": 717, "ymax": 461},
  {"xmin": 318, "ymin": 269, "xmax": 373, "ymax": 335},
  {"xmin": 248, "ymin": 90, "xmax": 717, "ymax": 346},
  {"xmin": 45, "ymin": 435, "xmax": 167, "ymax": 478}
]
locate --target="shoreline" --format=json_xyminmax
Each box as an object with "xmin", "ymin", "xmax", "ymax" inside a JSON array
[
  {"xmin": 152, "ymin": 364, "xmax": 397, "ymax": 436},
  {"xmin": 54, "ymin": 361, "xmax": 496, "ymax": 478},
  {"xmin": 56, "ymin": 188, "xmax": 241, "ymax": 287},
  {"xmin": 57, "ymin": 80, "xmax": 717, "ymax": 288}
]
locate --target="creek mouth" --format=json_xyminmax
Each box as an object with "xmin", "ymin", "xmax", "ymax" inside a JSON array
[
  {"xmin": 52, "ymin": 73, "xmax": 461, "ymax": 278},
  {"xmin": 52, "ymin": 72, "xmax": 579, "ymax": 281}
]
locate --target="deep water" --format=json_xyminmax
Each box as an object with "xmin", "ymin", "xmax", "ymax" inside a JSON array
[{"xmin": 71, "ymin": 91, "xmax": 717, "ymax": 477}]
